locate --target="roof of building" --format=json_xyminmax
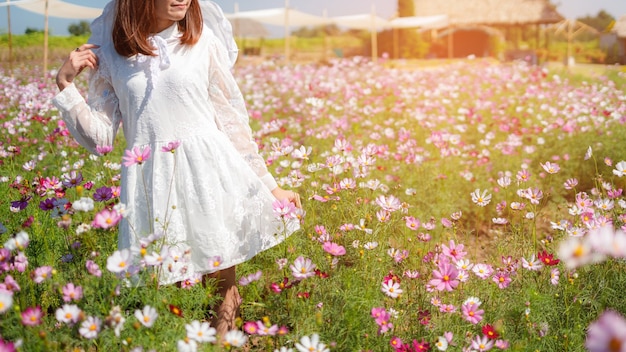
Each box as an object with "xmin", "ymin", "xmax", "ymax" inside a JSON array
[{"xmin": 413, "ymin": 0, "xmax": 564, "ymax": 26}]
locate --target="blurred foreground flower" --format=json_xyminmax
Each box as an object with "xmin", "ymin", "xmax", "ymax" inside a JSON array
[{"xmin": 585, "ymin": 310, "xmax": 626, "ymax": 352}]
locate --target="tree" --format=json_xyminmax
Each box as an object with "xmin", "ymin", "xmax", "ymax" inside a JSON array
[
  {"xmin": 25, "ymin": 27, "xmax": 44, "ymax": 35},
  {"xmin": 68, "ymin": 21, "xmax": 91, "ymax": 36},
  {"xmin": 578, "ymin": 10, "xmax": 615, "ymax": 32}
]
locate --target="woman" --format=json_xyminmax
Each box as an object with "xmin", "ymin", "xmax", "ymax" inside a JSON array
[{"xmin": 53, "ymin": 0, "xmax": 301, "ymax": 336}]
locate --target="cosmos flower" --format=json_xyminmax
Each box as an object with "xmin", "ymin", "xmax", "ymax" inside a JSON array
[
  {"xmin": 122, "ymin": 145, "xmax": 152, "ymax": 167},
  {"xmin": 135, "ymin": 305, "xmax": 158, "ymax": 328}
]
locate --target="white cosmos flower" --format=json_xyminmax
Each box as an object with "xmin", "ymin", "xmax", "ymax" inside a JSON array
[
  {"xmin": 185, "ymin": 320, "xmax": 216, "ymax": 343},
  {"xmin": 471, "ymin": 189, "xmax": 492, "ymax": 206},
  {"xmin": 295, "ymin": 333, "xmax": 329, "ymax": 352},
  {"xmin": 135, "ymin": 305, "xmax": 158, "ymax": 328}
]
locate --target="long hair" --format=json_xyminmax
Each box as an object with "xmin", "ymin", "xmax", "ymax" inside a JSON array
[{"xmin": 112, "ymin": 0, "xmax": 203, "ymax": 57}]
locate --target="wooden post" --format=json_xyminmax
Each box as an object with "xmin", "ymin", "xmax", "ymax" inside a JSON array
[
  {"xmin": 284, "ymin": 0, "xmax": 290, "ymax": 64},
  {"xmin": 393, "ymin": 27, "xmax": 398, "ymax": 59},
  {"xmin": 44, "ymin": 0, "xmax": 49, "ymax": 75},
  {"xmin": 371, "ymin": 4, "xmax": 378, "ymax": 63},
  {"xmin": 447, "ymin": 26, "xmax": 453, "ymax": 59},
  {"xmin": 7, "ymin": 0, "xmax": 13, "ymax": 77},
  {"xmin": 323, "ymin": 8, "xmax": 328, "ymax": 61}
]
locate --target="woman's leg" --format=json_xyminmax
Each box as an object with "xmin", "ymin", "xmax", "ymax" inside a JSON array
[{"xmin": 205, "ymin": 266, "xmax": 241, "ymax": 337}]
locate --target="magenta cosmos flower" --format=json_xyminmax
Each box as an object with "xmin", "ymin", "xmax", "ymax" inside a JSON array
[
  {"xmin": 322, "ymin": 241, "xmax": 346, "ymax": 256},
  {"xmin": 21, "ymin": 306, "xmax": 43, "ymax": 326},
  {"xmin": 122, "ymin": 145, "xmax": 151, "ymax": 167}
]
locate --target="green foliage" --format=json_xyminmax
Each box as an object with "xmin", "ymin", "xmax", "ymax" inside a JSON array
[
  {"xmin": 578, "ymin": 10, "xmax": 615, "ymax": 33},
  {"xmin": 24, "ymin": 27, "xmax": 44, "ymax": 35},
  {"xmin": 0, "ymin": 56, "xmax": 625, "ymax": 351},
  {"xmin": 68, "ymin": 21, "xmax": 92, "ymax": 37}
]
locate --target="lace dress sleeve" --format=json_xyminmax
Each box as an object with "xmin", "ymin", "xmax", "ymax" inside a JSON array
[
  {"xmin": 207, "ymin": 38, "xmax": 278, "ymax": 191},
  {"xmin": 52, "ymin": 70, "xmax": 122, "ymax": 155},
  {"xmin": 51, "ymin": 1, "xmax": 121, "ymax": 155}
]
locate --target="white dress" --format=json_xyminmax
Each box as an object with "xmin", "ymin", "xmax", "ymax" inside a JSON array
[{"xmin": 52, "ymin": 1, "xmax": 298, "ymax": 285}]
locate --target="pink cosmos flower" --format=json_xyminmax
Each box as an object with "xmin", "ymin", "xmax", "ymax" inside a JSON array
[
  {"xmin": 208, "ymin": 255, "xmax": 222, "ymax": 270},
  {"xmin": 86, "ymin": 260, "xmax": 102, "ymax": 277},
  {"xmin": 372, "ymin": 308, "xmax": 393, "ymax": 334},
  {"xmin": 550, "ymin": 268, "xmax": 560, "ymax": 286},
  {"xmin": 472, "ymin": 263, "xmax": 494, "ymax": 279},
  {"xmin": 516, "ymin": 169, "xmax": 531, "ymax": 182},
  {"xmin": 564, "ymin": 178, "xmax": 579, "ymax": 190},
  {"xmin": 462, "ymin": 302, "xmax": 484, "ymax": 324},
  {"xmin": 96, "ymin": 145, "xmax": 113, "ymax": 155},
  {"xmin": 404, "ymin": 216, "xmax": 421, "ymax": 230},
  {"xmin": 290, "ymin": 256, "xmax": 316, "ymax": 280},
  {"xmin": 62, "ymin": 282, "xmax": 83, "ymax": 302},
  {"xmin": 243, "ymin": 321, "xmax": 259, "ymax": 335},
  {"xmin": 122, "ymin": 145, "xmax": 151, "ymax": 167},
  {"xmin": 32, "ymin": 266, "xmax": 53, "ymax": 284},
  {"xmin": 272, "ymin": 198, "xmax": 297, "ymax": 219},
  {"xmin": 161, "ymin": 140, "xmax": 181, "ymax": 153},
  {"xmin": 256, "ymin": 321, "xmax": 278, "ymax": 336},
  {"xmin": 540, "ymin": 161, "xmax": 560, "ymax": 174},
  {"xmin": 441, "ymin": 240, "xmax": 467, "ymax": 261},
  {"xmin": 428, "ymin": 260, "xmax": 460, "ymax": 292},
  {"xmin": 92, "ymin": 208, "xmax": 122, "ymax": 229},
  {"xmin": 586, "ymin": 310, "xmax": 626, "ymax": 352},
  {"xmin": 21, "ymin": 306, "xmax": 43, "ymax": 326},
  {"xmin": 492, "ymin": 271, "xmax": 512, "ymax": 289},
  {"xmin": 322, "ymin": 242, "xmax": 346, "ymax": 256},
  {"xmin": 239, "ymin": 270, "xmax": 262, "ymax": 286},
  {"xmin": 390, "ymin": 336, "xmax": 403, "ymax": 349}
]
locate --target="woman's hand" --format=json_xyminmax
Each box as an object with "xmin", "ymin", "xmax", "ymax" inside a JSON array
[
  {"xmin": 271, "ymin": 187, "xmax": 302, "ymax": 209},
  {"xmin": 56, "ymin": 44, "xmax": 100, "ymax": 91}
]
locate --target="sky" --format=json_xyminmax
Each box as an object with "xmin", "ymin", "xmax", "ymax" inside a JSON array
[{"xmin": 1, "ymin": 0, "xmax": 625, "ymax": 37}]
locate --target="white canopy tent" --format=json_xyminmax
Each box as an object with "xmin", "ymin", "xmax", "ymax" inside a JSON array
[
  {"xmin": 331, "ymin": 7, "xmax": 387, "ymax": 62},
  {"xmin": 1, "ymin": 0, "xmax": 103, "ymax": 74},
  {"xmin": 225, "ymin": 4, "xmax": 331, "ymax": 63}
]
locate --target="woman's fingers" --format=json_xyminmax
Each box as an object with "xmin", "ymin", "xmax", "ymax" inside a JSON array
[
  {"xmin": 56, "ymin": 44, "xmax": 100, "ymax": 91},
  {"xmin": 292, "ymin": 191, "xmax": 302, "ymax": 208}
]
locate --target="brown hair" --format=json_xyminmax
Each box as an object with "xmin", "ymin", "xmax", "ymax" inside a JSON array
[{"xmin": 112, "ymin": 0, "xmax": 203, "ymax": 57}]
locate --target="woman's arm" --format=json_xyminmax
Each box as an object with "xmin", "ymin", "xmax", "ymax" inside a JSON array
[{"xmin": 52, "ymin": 45, "xmax": 122, "ymax": 155}]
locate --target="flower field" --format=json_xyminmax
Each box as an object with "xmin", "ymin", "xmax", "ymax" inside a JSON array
[{"xmin": 1, "ymin": 57, "xmax": 626, "ymax": 352}]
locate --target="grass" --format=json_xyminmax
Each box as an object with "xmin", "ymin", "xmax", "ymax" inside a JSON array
[{"xmin": 0, "ymin": 51, "xmax": 625, "ymax": 351}]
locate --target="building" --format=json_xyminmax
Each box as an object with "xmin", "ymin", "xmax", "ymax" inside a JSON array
[{"xmin": 413, "ymin": 0, "xmax": 564, "ymax": 59}]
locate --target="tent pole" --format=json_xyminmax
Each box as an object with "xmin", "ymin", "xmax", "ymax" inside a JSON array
[
  {"xmin": 323, "ymin": 8, "xmax": 328, "ymax": 62},
  {"xmin": 284, "ymin": 0, "xmax": 290, "ymax": 64},
  {"xmin": 393, "ymin": 26, "xmax": 398, "ymax": 59},
  {"xmin": 371, "ymin": 4, "xmax": 377, "ymax": 63},
  {"xmin": 7, "ymin": 0, "xmax": 13, "ymax": 77},
  {"xmin": 44, "ymin": 0, "xmax": 49, "ymax": 76}
]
